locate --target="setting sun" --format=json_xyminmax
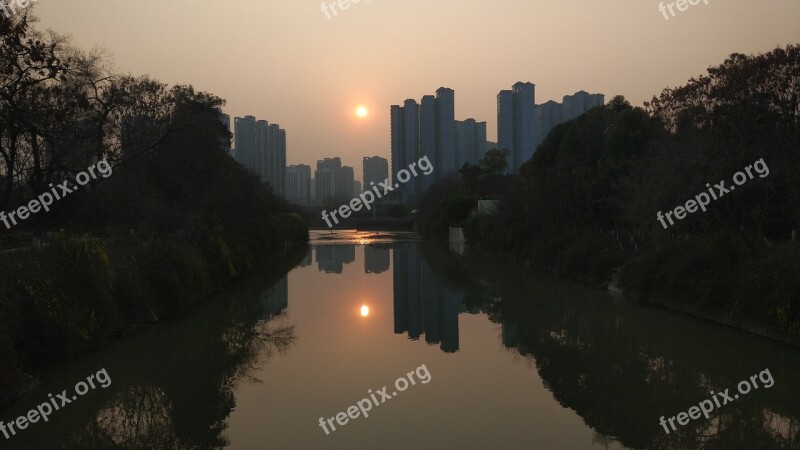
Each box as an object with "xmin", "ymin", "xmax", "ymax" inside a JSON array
[
  {"xmin": 360, "ymin": 305, "xmax": 370, "ymax": 317},
  {"xmin": 356, "ymin": 106, "xmax": 368, "ymax": 118}
]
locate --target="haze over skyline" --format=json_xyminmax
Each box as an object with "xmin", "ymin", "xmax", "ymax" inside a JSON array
[{"xmin": 32, "ymin": 1, "xmax": 800, "ymax": 171}]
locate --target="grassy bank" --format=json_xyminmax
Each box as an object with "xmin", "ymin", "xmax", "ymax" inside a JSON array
[
  {"xmin": 617, "ymin": 233, "xmax": 800, "ymax": 341},
  {"xmin": 461, "ymin": 215, "xmax": 800, "ymax": 345},
  {"xmin": 463, "ymin": 218, "xmax": 629, "ymax": 287},
  {"xmin": 0, "ymin": 214, "xmax": 308, "ymax": 408}
]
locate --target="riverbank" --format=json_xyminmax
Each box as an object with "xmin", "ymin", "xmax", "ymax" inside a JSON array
[
  {"xmin": 458, "ymin": 221, "xmax": 800, "ymax": 347},
  {"xmin": 418, "ymin": 47, "xmax": 800, "ymax": 349},
  {"xmin": 0, "ymin": 214, "xmax": 309, "ymax": 409},
  {"xmin": 615, "ymin": 234, "xmax": 800, "ymax": 346}
]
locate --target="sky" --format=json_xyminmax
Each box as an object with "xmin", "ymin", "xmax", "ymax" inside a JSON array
[{"xmin": 31, "ymin": 0, "xmax": 800, "ymax": 180}]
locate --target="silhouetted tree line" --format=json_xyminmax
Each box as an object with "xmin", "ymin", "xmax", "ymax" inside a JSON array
[
  {"xmin": 1, "ymin": 11, "xmax": 292, "ymax": 235},
  {"xmin": 0, "ymin": 11, "xmax": 308, "ymax": 408},
  {"xmin": 420, "ymin": 45, "xmax": 800, "ymax": 337},
  {"xmin": 417, "ymin": 149, "xmax": 510, "ymax": 238}
]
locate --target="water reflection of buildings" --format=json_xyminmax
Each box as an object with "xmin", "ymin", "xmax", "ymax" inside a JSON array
[
  {"xmin": 392, "ymin": 243, "xmax": 468, "ymax": 353},
  {"xmin": 364, "ymin": 245, "xmax": 390, "ymax": 274},
  {"xmin": 316, "ymin": 245, "xmax": 356, "ymax": 274},
  {"xmin": 298, "ymin": 248, "xmax": 312, "ymax": 268},
  {"xmin": 500, "ymin": 322, "xmax": 532, "ymax": 356},
  {"xmin": 259, "ymin": 276, "xmax": 288, "ymax": 319}
]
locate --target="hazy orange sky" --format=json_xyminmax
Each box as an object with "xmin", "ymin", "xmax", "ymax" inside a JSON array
[{"xmin": 33, "ymin": 1, "xmax": 800, "ymax": 179}]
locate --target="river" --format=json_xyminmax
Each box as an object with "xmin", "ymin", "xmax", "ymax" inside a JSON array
[{"xmin": 2, "ymin": 230, "xmax": 799, "ymax": 449}]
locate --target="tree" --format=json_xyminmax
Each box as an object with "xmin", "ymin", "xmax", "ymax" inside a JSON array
[
  {"xmin": 459, "ymin": 148, "xmax": 510, "ymax": 197},
  {"xmin": 0, "ymin": 11, "xmax": 69, "ymax": 208}
]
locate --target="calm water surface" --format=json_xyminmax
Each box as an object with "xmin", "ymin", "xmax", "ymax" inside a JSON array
[{"xmin": 3, "ymin": 230, "xmax": 799, "ymax": 449}]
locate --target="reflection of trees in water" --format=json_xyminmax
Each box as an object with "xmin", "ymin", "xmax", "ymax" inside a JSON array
[
  {"xmin": 763, "ymin": 409, "xmax": 799, "ymax": 447},
  {"xmin": 224, "ymin": 317, "xmax": 296, "ymax": 384},
  {"xmin": 94, "ymin": 385, "xmax": 180, "ymax": 449},
  {"xmin": 224, "ymin": 274, "xmax": 296, "ymax": 384},
  {"xmin": 76, "ymin": 316, "xmax": 296, "ymax": 449},
  {"xmin": 27, "ymin": 248, "xmax": 307, "ymax": 450},
  {"xmin": 59, "ymin": 317, "xmax": 298, "ymax": 450},
  {"xmin": 419, "ymin": 242, "xmax": 800, "ymax": 450},
  {"xmin": 59, "ymin": 384, "xmax": 188, "ymax": 450}
]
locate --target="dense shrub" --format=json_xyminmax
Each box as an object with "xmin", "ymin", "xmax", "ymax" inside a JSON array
[{"xmin": 0, "ymin": 216, "xmax": 308, "ymax": 408}]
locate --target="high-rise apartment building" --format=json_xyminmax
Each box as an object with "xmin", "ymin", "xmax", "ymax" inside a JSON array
[
  {"xmin": 315, "ymin": 157, "xmax": 341, "ymax": 201},
  {"xmin": 314, "ymin": 157, "xmax": 354, "ymax": 202},
  {"xmin": 435, "ymin": 87, "xmax": 456, "ymax": 176},
  {"xmin": 234, "ymin": 116, "xmax": 257, "ymax": 173},
  {"xmin": 534, "ymin": 100, "xmax": 563, "ymax": 149},
  {"xmin": 266, "ymin": 124, "xmax": 281, "ymax": 195},
  {"xmin": 455, "ymin": 119, "xmax": 487, "ymax": 168},
  {"xmin": 255, "ymin": 120, "xmax": 269, "ymax": 183},
  {"xmin": 390, "ymin": 87, "xmax": 456, "ymax": 203},
  {"xmin": 339, "ymin": 166, "xmax": 355, "ymax": 201},
  {"xmin": 285, "ymin": 164, "xmax": 311, "ymax": 204},
  {"xmin": 391, "ymin": 101, "xmax": 417, "ymax": 203},
  {"xmin": 277, "ymin": 129, "xmax": 287, "ymax": 196},
  {"xmin": 497, "ymin": 90, "xmax": 514, "ymax": 167},
  {"xmin": 418, "ymin": 95, "xmax": 437, "ymax": 192},
  {"xmin": 534, "ymin": 91, "xmax": 604, "ymax": 149},
  {"xmin": 315, "ymin": 169, "xmax": 334, "ymax": 201},
  {"xmin": 363, "ymin": 156, "xmax": 389, "ymax": 190},
  {"xmin": 512, "ymin": 82, "xmax": 536, "ymax": 170},
  {"xmin": 234, "ymin": 115, "xmax": 287, "ymax": 195},
  {"xmin": 497, "ymin": 82, "xmax": 536, "ymax": 172},
  {"xmin": 402, "ymin": 99, "xmax": 419, "ymax": 197},
  {"xmin": 390, "ymin": 104, "xmax": 405, "ymax": 194},
  {"xmin": 562, "ymin": 90, "xmax": 604, "ymax": 122}
]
